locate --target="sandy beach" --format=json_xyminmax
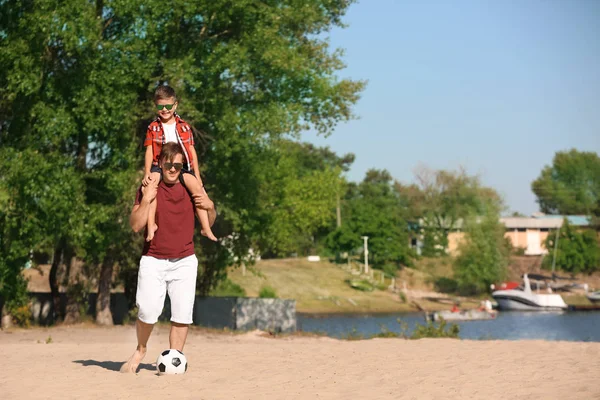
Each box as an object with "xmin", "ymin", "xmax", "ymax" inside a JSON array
[{"xmin": 1, "ymin": 324, "xmax": 599, "ymax": 400}]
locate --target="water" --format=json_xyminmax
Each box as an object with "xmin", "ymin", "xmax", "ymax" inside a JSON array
[{"xmin": 297, "ymin": 311, "xmax": 600, "ymax": 342}]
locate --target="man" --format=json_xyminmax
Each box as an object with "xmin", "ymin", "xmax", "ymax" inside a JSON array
[{"xmin": 120, "ymin": 142, "xmax": 216, "ymax": 373}]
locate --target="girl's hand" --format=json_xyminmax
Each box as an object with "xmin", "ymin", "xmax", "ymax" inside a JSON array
[{"xmin": 142, "ymin": 174, "xmax": 153, "ymax": 187}]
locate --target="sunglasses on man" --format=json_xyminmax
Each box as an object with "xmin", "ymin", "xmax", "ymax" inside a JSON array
[
  {"xmin": 163, "ymin": 162, "xmax": 183, "ymax": 171},
  {"xmin": 156, "ymin": 103, "xmax": 176, "ymax": 111}
]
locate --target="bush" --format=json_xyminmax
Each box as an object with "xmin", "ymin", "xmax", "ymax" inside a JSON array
[
  {"xmin": 5, "ymin": 274, "xmax": 32, "ymax": 327},
  {"xmin": 543, "ymin": 220, "xmax": 600, "ymax": 274},
  {"xmin": 454, "ymin": 211, "xmax": 509, "ymax": 294},
  {"xmin": 512, "ymin": 247, "xmax": 526, "ymax": 256},
  {"xmin": 210, "ymin": 279, "xmax": 246, "ymax": 297},
  {"xmin": 398, "ymin": 291, "xmax": 407, "ymax": 303},
  {"xmin": 367, "ymin": 319, "xmax": 459, "ymax": 340},
  {"xmin": 411, "ymin": 319, "xmax": 460, "ymax": 339},
  {"xmin": 433, "ymin": 277, "xmax": 458, "ymax": 294},
  {"xmin": 10, "ymin": 304, "xmax": 32, "ymax": 328},
  {"xmin": 259, "ymin": 286, "xmax": 278, "ymax": 298},
  {"xmin": 347, "ymin": 279, "xmax": 374, "ymax": 292},
  {"xmin": 381, "ymin": 263, "xmax": 398, "ymax": 277}
]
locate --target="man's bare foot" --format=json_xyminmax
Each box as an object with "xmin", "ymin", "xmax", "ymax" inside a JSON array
[
  {"xmin": 120, "ymin": 348, "xmax": 147, "ymax": 373},
  {"xmin": 146, "ymin": 224, "xmax": 158, "ymax": 242}
]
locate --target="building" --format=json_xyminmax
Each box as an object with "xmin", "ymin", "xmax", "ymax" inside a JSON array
[
  {"xmin": 414, "ymin": 214, "xmax": 592, "ymax": 257},
  {"xmin": 500, "ymin": 214, "xmax": 592, "ymax": 256}
]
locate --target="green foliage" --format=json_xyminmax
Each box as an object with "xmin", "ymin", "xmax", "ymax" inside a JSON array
[
  {"xmin": 10, "ymin": 304, "xmax": 33, "ymax": 328},
  {"xmin": 3, "ymin": 274, "xmax": 31, "ymax": 327},
  {"xmin": 420, "ymin": 229, "xmax": 448, "ymax": 257},
  {"xmin": 357, "ymin": 318, "xmax": 460, "ymax": 340},
  {"xmin": 381, "ymin": 263, "xmax": 398, "ymax": 278},
  {"xmin": 433, "ymin": 277, "xmax": 458, "ymax": 294},
  {"xmin": 543, "ymin": 219, "xmax": 600, "ymax": 274},
  {"xmin": 512, "ymin": 247, "xmax": 526, "ymax": 256},
  {"xmin": 532, "ymin": 149, "xmax": 600, "ymax": 216},
  {"xmin": 327, "ymin": 169, "xmax": 413, "ymax": 272},
  {"xmin": 347, "ymin": 279, "xmax": 374, "ymax": 292},
  {"xmin": 0, "ymin": 1, "xmax": 364, "ymax": 306},
  {"xmin": 256, "ymin": 140, "xmax": 347, "ymax": 257},
  {"xmin": 397, "ymin": 167, "xmax": 504, "ymax": 255},
  {"xmin": 453, "ymin": 209, "xmax": 510, "ymax": 295},
  {"xmin": 209, "ymin": 278, "xmax": 247, "ymax": 297},
  {"xmin": 410, "ymin": 319, "xmax": 460, "ymax": 339},
  {"xmin": 398, "ymin": 291, "xmax": 407, "ymax": 303},
  {"xmin": 258, "ymin": 286, "xmax": 278, "ymax": 299}
]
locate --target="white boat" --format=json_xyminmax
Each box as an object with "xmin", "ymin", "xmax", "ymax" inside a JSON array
[
  {"xmin": 428, "ymin": 309, "xmax": 497, "ymax": 322},
  {"xmin": 586, "ymin": 290, "xmax": 600, "ymax": 304},
  {"xmin": 492, "ymin": 274, "xmax": 568, "ymax": 311}
]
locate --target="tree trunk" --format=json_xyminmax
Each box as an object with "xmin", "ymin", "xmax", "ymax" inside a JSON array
[
  {"xmin": 63, "ymin": 255, "xmax": 82, "ymax": 325},
  {"xmin": 49, "ymin": 240, "xmax": 65, "ymax": 322},
  {"xmin": 95, "ymin": 257, "xmax": 114, "ymax": 326}
]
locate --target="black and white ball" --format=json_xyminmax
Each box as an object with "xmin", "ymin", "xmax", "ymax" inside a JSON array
[{"xmin": 156, "ymin": 349, "xmax": 188, "ymax": 375}]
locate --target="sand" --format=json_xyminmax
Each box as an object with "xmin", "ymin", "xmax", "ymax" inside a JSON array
[{"xmin": 1, "ymin": 324, "xmax": 599, "ymax": 400}]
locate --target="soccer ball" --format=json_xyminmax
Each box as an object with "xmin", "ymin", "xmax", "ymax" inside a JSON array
[{"xmin": 156, "ymin": 349, "xmax": 188, "ymax": 375}]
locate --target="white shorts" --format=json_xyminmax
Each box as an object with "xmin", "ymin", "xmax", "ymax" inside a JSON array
[{"xmin": 136, "ymin": 254, "xmax": 198, "ymax": 324}]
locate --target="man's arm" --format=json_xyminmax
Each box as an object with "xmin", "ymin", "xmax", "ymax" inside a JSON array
[
  {"xmin": 130, "ymin": 185, "xmax": 157, "ymax": 232},
  {"xmin": 190, "ymin": 146, "xmax": 201, "ymax": 181},
  {"xmin": 193, "ymin": 194, "xmax": 217, "ymax": 227}
]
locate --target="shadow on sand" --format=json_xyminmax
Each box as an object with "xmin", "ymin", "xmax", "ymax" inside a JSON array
[{"xmin": 73, "ymin": 359, "xmax": 155, "ymax": 372}]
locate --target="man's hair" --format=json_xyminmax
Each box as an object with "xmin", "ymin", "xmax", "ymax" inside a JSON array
[
  {"xmin": 159, "ymin": 142, "xmax": 184, "ymax": 163},
  {"xmin": 154, "ymin": 85, "xmax": 177, "ymax": 102}
]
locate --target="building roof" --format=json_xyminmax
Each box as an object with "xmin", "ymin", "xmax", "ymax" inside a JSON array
[
  {"xmin": 500, "ymin": 215, "xmax": 592, "ymax": 229},
  {"xmin": 500, "ymin": 217, "xmax": 562, "ymax": 229},
  {"xmin": 533, "ymin": 215, "xmax": 591, "ymax": 227}
]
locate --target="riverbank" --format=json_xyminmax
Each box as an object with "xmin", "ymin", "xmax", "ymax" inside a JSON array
[
  {"xmin": 2, "ymin": 324, "xmax": 598, "ymax": 399},
  {"xmin": 226, "ymin": 258, "xmax": 482, "ymax": 314},
  {"xmin": 227, "ymin": 258, "xmax": 597, "ymax": 314},
  {"xmin": 23, "ymin": 256, "xmax": 599, "ymax": 316}
]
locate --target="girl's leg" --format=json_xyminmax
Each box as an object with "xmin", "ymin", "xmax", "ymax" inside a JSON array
[
  {"xmin": 146, "ymin": 199, "xmax": 158, "ymax": 242},
  {"xmin": 181, "ymin": 173, "xmax": 217, "ymax": 241},
  {"xmin": 146, "ymin": 172, "xmax": 161, "ymax": 242}
]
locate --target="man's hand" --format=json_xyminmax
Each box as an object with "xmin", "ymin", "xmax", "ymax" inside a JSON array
[
  {"xmin": 192, "ymin": 193, "xmax": 214, "ymax": 210},
  {"xmin": 141, "ymin": 183, "xmax": 158, "ymax": 204}
]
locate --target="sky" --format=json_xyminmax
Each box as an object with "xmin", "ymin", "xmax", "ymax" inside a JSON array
[{"xmin": 301, "ymin": 0, "xmax": 600, "ymax": 216}]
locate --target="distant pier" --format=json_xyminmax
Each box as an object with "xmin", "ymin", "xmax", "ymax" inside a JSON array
[{"xmin": 568, "ymin": 304, "xmax": 600, "ymax": 312}]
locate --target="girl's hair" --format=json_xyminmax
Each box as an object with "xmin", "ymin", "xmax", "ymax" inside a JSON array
[
  {"xmin": 159, "ymin": 142, "xmax": 184, "ymax": 163},
  {"xmin": 154, "ymin": 85, "xmax": 177, "ymax": 102}
]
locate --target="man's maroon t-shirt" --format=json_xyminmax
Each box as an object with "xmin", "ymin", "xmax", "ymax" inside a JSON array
[{"xmin": 135, "ymin": 181, "xmax": 195, "ymax": 259}]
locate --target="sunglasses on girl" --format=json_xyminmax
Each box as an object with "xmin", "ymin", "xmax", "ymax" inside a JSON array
[
  {"xmin": 156, "ymin": 103, "xmax": 175, "ymax": 111},
  {"xmin": 163, "ymin": 162, "xmax": 183, "ymax": 171}
]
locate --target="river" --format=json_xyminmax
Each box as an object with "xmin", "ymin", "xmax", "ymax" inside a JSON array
[{"xmin": 297, "ymin": 311, "xmax": 600, "ymax": 342}]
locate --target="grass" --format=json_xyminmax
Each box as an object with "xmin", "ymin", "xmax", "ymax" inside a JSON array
[{"xmin": 227, "ymin": 258, "xmax": 413, "ymax": 314}]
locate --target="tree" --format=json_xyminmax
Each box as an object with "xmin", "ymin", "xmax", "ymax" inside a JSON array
[
  {"xmin": 396, "ymin": 166, "xmax": 504, "ymax": 256},
  {"xmin": 532, "ymin": 149, "xmax": 600, "ymax": 216},
  {"xmin": 0, "ymin": 1, "xmax": 364, "ymax": 320},
  {"xmin": 255, "ymin": 140, "xmax": 348, "ymax": 257},
  {"xmin": 327, "ymin": 169, "xmax": 412, "ymax": 274},
  {"xmin": 543, "ymin": 219, "xmax": 600, "ymax": 275},
  {"xmin": 453, "ymin": 207, "xmax": 510, "ymax": 295}
]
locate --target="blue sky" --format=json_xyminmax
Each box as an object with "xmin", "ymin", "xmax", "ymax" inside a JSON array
[{"xmin": 301, "ymin": 0, "xmax": 600, "ymax": 216}]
